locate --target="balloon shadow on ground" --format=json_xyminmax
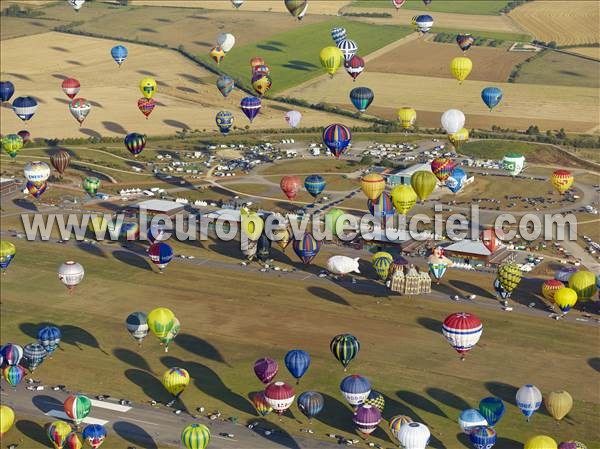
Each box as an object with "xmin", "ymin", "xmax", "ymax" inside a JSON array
[
  {"xmin": 588, "ymin": 357, "xmax": 600, "ymax": 372},
  {"xmin": 19, "ymin": 322, "xmax": 41, "ymax": 339},
  {"xmin": 161, "ymin": 356, "xmax": 254, "ymax": 416},
  {"xmin": 124, "ymin": 368, "xmax": 172, "ymax": 403},
  {"xmin": 178, "ymin": 73, "xmax": 206, "ymax": 84},
  {"xmin": 256, "ymin": 44, "xmax": 284, "ymax": 52},
  {"xmin": 282, "ymin": 60, "xmax": 317, "ymax": 71},
  {"xmin": 54, "ymin": 97, "xmax": 70, "ymax": 105},
  {"xmin": 496, "ymin": 437, "xmax": 523, "ymax": 448},
  {"xmin": 138, "ymin": 27, "xmax": 158, "ymax": 33},
  {"xmin": 248, "ymin": 418, "xmax": 301, "ymax": 449},
  {"xmin": 449, "ymin": 280, "xmax": 495, "ymax": 299},
  {"xmin": 32, "ymin": 394, "xmax": 62, "ymax": 413},
  {"xmin": 66, "ymin": 60, "xmax": 83, "ymax": 66},
  {"xmin": 79, "ymin": 128, "xmax": 102, "ymax": 139},
  {"xmin": 163, "ymin": 119, "xmax": 190, "ymax": 130},
  {"xmin": 137, "ymin": 70, "xmax": 157, "ymax": 76},
  {"xmin": 335, "ymin": 277, "xmax": 390, "ymax": 299},
  {"xmin": 113, "ymin": 249, "xmax": 152, "ymax": 271},
  {"xmin": 396, "ymin": 390, "xmax": 448, "ymax": 419},
  {"xmin": 12, "ymin": 198, "xmax": 38, "ymax": 211},
  {"xmin": 52, "ymin": 73, "xmax": 69, "ymax": 80},
  {"xmin": 314, "ymin": 393, "xmax": 354, "ymax": 435},
  {"xmin": 102, "ymin": 121, "xmax": 127, "ymax": 135},
  {"xmin": 306, "ymin": 286, "xmax": 350, "ymax": 306},
  {"xmin": 484, "ymin": 381, "xmax": 517, "ymax": 404},
  {"xmin": 177, "ymin": 86, "xmax": 199, "ymax": 94},
  {"xmin": 62, "ymin": 324, "xmax": 108, "ymax": 354},
  {"xmin": 175, "ymin": 333, "xmax": 228, "ymax": 365},
  {"xmin": 50, "ymin": 46, "xmax": 70, "ymax": 53},
  {"xmin": 416, "ymin": 317, "xmax": 442, "ymax": 333},
  {"xmin": 427, "ymin": 387, "xmax": 471, "ymax": 411},
  {"xmin": 456, "ymin": 433, "xmax": 470, "ymax": 447},
  {"xmin": 431, "ymin": 281, "xmax": 462, "ymax": 298},
  {"xmin": 5, "ymin": 72, "xmax": 31, "ymax": 81},
  {"xmin": 16, "ymin": 420, "xmax": 48, "ymax": 446},
  {"xmin": 112, "ymin": 420, "xmax": 158, "ymax": 449},
  {"xmin": 76, "ymin": 241, "xmax": 106, "ymax": 258},
  {"xmin": 113, "ymin": 348, "xmax": 152, "ymax": 372},
  {"xmin": 192, "ymin": 40, "xmax": 212, "ymax": 47}
]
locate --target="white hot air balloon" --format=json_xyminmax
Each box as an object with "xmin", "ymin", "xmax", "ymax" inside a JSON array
[
  {"xmin": 284, "ymin": 110, "xmax": 302, "ymax": 128},
  {"xmin": 326, "ymin": 256, "xmax": 360, "ymax": 275},
  {"xmin": 397, "ymin": 422, "xmax": 431, "ymax": 449},
  {"xmin": 24, "ymin": 161, "xmax": 51, "ymax": 184},
  {"xmin": 441, "ymin": 109, "xmax": 465, "ymax": 135},
  {"xmin": 67, "ymin": 0, "xmax": 86, "ymax": 11},
  {"xmin": 216, "ymin": 33, "xmax": 236, "ymax": 53},
  {"xmin": 516, "ymin": 384, "xmax": 542, "ymax": 421},
  {"xmin": 58, "ymin": 261, "xmax": 85, "ymax": 291},
  {"xmin": 231, "ymin": 0, "xmax": 244, "ymax": 7},
  {"xmin": 458, "ymin": 409, "xmax": 488, "ymax": 434}
]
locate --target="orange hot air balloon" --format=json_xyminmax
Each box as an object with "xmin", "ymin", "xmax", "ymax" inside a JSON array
[
  {"xmin": 360, "ymin": 173, "xmax": 386, "ymax": 201},
  {"xmin": 250, "ymin": 57, "xmax": 265, "ymax": 70},
  {"xmin": 280, "ymin": 176, "xmax": 302, "ymax": 200},
  {"xmin": 542, "ymin": 279, "xmax": 564, "ymax": 301},
  {"xmin": 210, "ymin": 47, "xmax": 225, "ymax": 64},
  {"xmin": 551, "ymin": 170, "xmax": 573, "ymax": 194}
]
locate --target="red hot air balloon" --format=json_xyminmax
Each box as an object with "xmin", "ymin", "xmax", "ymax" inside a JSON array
[
  {"xmin": 17, "ymin": 130, "xmax": 31, "ymax": 144},
  {"xmin": 442, "ymin": 312, "xmax": 483, "ymax": 360},
  {"xmin": 137, "ymin": 98, "xmax": 156, "ymax": 119},
  {"xmin": 50, "ymin": 150, "xmax": 71, "ymax": 175},
  {"xmin": 345, "ymin": 55, "xmax": 365, "ymax": 81},
  {"xmin": 264, "ymin": 381, "xmax": 295, "ymax": 415},
  {"xmin": 280, "ymin": 176, "xmax": 302, "ymax": 200},
  {"xmin": 254, "ymin": 357, "xmax": 278, "ymax": 384},
  {"xmin": 61, "ymin": 78, "xmax": 81, "ymax": 99},
  {"xmin": 431, "ymin": 158, "xmax": 456, "ymax": 182}
]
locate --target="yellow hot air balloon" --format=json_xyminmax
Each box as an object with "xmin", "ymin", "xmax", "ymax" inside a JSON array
[
  {"xmin": 0, "ymin": 405, "xmax": 15, "ymax": 437},
  {"xmin": 568, "ymin": 270, "xmax": 597, "ymax": 300},
  {"xmin": 448, "ymin": 128, "xmax": 469, "ymax": 150},
  {"xmin": 139, "ymin": 77, "xmax": 157, "ymax": 99},
  {"xmin": 410, "ymin": 170, "xmax": 437, "ymax": 201},
  {"xmin": 241, "ymin": 209, "xmax": 264, "ymax": 241},
  {"xmin": 397, "ymin": 107, "xmax": 417, "ymax": 129},
  {"xmin": 147, "ymin": 307, "xmax": 175, "ymax": 340},
  {"xmin": 162, "ymin": 367, "xmax": 190, "ymax": 397},
  {"xmin": 360, "ymin": 173, "xmax": 386, "ymax": 201},
  {"xmin": 272, "ymin": 226, "xmax": 291, "ymax": 251},
  {"xmin": 390, "ymin": 184, "xmax": 417, "ymax": 215},
  {"xmin": 524, "ymin": 435, "xmax": 557, "ymax": 449},
  {"xmin": 210, "ymin": 46, "xmax": 226, "ymax": 64},
  {"xmin": 545, "ymin": 390, "xmax": 573, "ymax": 421},
  {"xmin": 551, "ymin": 170, "xmax": 573, "ymax": 194},
  {"xmin": 554, "ymin": 287, "xmax": 578, "ymax": 313},
  {"xmin": 372, "ymin": 251, "xmax": 393, "ymax": 281},
  {"xmin": 47, "ymin": 420, "xmax": 72, "ymax": 449},
  {"xmin": 450, "ymin": 57, "xmax": 472, "ymax": 83},
  {"xmin": 320, "ymin": 46, "xmax": 344, "ymax": 77}
]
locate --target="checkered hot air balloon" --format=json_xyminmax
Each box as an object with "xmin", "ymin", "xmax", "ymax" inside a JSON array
[
  {"xmin": 364, "ymin": 390, "xmax": 385, "ymax": 413},
  {"xmin": 442, "ymin": 312, "xmax": 483, "ymax": 360},
  {"xmin": 497, "ymin": 262, "xmax": 522, "ymax": 293},
  {"xmin": 331, "ymin": 27, "xmax": 347, "ymax": 45}
]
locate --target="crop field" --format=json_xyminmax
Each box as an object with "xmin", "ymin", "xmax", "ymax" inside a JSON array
[
  {"xmin": 259, "ymin": 159, "xmax": 365, "ymax": 176},
  {"xmin": 458, "ymin": 140, "xmax": 581, "ymax": 164},
  {"xmin": 568, "ymin": 46, "xmax": 600, "ymax": 60},
  {"xmin": 514, "ymin": 51, "xmax": 600, "ymax": 89},
  {"xmin": 367, "ymin": 39, "xmax": 531, "ymax": 82},
  {"xmin": 349, "ymin": 0, "xmax": 510, "ymax": 15},
  {"xmin": 509, "ymin": 0, "xmax": 600, "ymax": 46},
  {"xmin": 0, "ymin": 15, "xmax": 71, "ymax": 40}
]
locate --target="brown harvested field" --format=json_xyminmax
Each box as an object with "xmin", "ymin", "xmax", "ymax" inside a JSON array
[
  {"xmin": 568, "ymin": 46, "xmax": 600, "ymax": 60},
  {"xmin": 367, "ymin": 38, "xmax": 531, "ymax": 82},
  {"xmin": 131, "ymin": 0, "xmax": 351, "ymax": 14},
  {"xmin": 0, "ymin": 15, "xmax": 70, "ymax": 40},
  {"xmin": 0, "ymin": 33, "xmax": 365, "ymax": 139},
  {"xmin": 509, "ymin": 1, "xmax": 600, "ymax": 46}
]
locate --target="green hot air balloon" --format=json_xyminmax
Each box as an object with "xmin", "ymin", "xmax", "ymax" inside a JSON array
[
  {"xmin": 325, "ymin": 208, "xmax": 346, "ymax": 237},
  {"xmin": 181, "ymin": 423, "xmax": 211, "ymax": 449},
  {"xmin": 83, "ymin": 177, "xmax": 101, "ymax": 197},
  {"xmin": 568, "ymin": 271, "xmax": 597, "ymax": 300},
  {"xmin": 410, "ymin": 170, "xmax": 437, "ymax": 201},
  {"xmin": 3, "ymin": 134, "xmax": 24, "ymax": 158}
]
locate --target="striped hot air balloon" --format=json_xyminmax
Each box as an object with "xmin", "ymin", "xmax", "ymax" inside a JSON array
[
  {"xmin": 47, "ymin": 420, "xmax": 71, "ymax": 449},
  {"xmin": 250, "ymin": 391, "xmax": 272, "ymax": 416},
  {"xmin": 304, "ymin": 175, "xmax": 326, "ymax": 198},
  {"xmin": 64, "ymin": 394, "xmax": 92, "ymax": 425},
  {"xmin": 124, "ymin": 133, "xmax": 146, "ymax": 156},
  {"xmin": 367, "ymin": 192, "xmax": 394, "ymax": 221},
  {"xmin": 330, "ymin": 333, "xmax": 360, "ymax": 370},
  {"xmin": 181, "ymin": 423, "xmax": 210, "ymax": 449},
  {"xmin": 38, "ymin": 326, "xmax": 61, "ymax": 354},
  {"xmin": 354, "ymin": 404, "xmax": 381, "ymax": 435},
  {"xmin": 442, "ymin": 312, "xmax": 483, "ymax": 360},
  {"xmin": 469, "ymin": 425, "xmax": 497, "ymax": 449},
  {"xmin": 297, "ymin": 391, "xmax": 324, "ymax": 420},
  {"xmin": 12, "ymin": 96, "xmax": 38, "ymax": 121},
  {"xmin": 0, "ymin": 343, "xmax": 23, "ymax": 366},
  {"xmin": 264, "ymin": 381, "xmax": 295, "ymax": 415},
  {"xmin": 292, "ymin": 233, "xmax": 321, "ymax": 264},
  {"xmin": 360, "ymin": 173, "xmax": 386, "ymax": 201},
  {"xmin": 389, "ymin": 415, "xmax": 413, "ymax": 440},
  {"xmin": 2, "ymin": 365, "xmax": 25, "ymax": 386},
  {"xmin": 431, "ymin": 158, "xmax": 456, "ymax": 182},
  {"xmin": 162, "ymin": 367, "xmax": 190, "ymax": 398},
  {"xmin": 322, "ymin": 124, "xmax": 351, "ymax": 158},
  {"xmin": 349, "ymin": 87, "xmax": 374, "ymax": 113},
  {"xmin": 478, "ymin": 397, "xmax": 505, "ymax": 427},
  {"xmin": 50, "ymin": 150, "xmax": 71, "ymax": 175},
  {"xmin": 372, "ymin": 252, "xmax": 393, "ymax": 281},
  {"xmin": 61, "ymin": 78, "xmax": 81, "ymax": 99}
]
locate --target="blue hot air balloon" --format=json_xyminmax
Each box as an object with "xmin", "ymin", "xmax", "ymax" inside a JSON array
[
  {"xmin": 215, "ymin": 111, "xmax": 234, "ymax": 135},
  {"xmin": 493, "ymin": 278, "xmax": 510, "ymax": 300},
  {"xmin": 479, "ymin": 397, "xmax": 505, "ymax": 427},
  {"xmin": 240, "ymin": 96, "xmax": 262, "ymax": 122},
  {"xmin": 148, "ymin": 242, "xmax": 174, "ymax": 271},
  {"xmin": 322, "ymin": 124, "xmax": 352, "ymax": 158},
  {"xmin": 82, "ymin": 424, "xmax": 107, "ymax": 448},
  {"xmin": 23, "ymin": 343, "xmax": 48, "ymax": 372},
  {"xmin": 340, "ymin": 374, "xmax": 371, "ymax": 407},
  {"xmin": 0, "ymin": 81, "xmax": 15, "ymax": 103},
  {"xmin": 304, "ymin": 175, "xmax": 325, "ymax": 198},
  {"xmin": 297, "ymin": 391, "xmax": 324, "ymax": 420},
  {"xmin": 292, "ymin": 233, "xmax": 321, "ymax": 264},
  {"xmin": 367, "ymin": 192, "xmax": 394, "ymax": 221},
  {"xmin": 469, "ymin": 426, "xmax": 497, "ymax": 449},
  {"xmin": 111, "ymin": 45, "xmax": 128, "ymax": 66},
  {"xmin": 284, "ymin": 349, "xmax": 311, "ymax": 384},
  {"xmin": 481, "ymin": 87, "xmax": 503, "ymax": 111},
  {"xmin": 446, "ymin": 166, "xmax": 467, "ymax": 193},
  {"xmin": 217, "ymin": 75, "xmax": 234, "ymax": 97},
  {"xmin": 331, "ymin": 27, "xmax": 347, "ymax": 45},
  {"xmin": 458, "ymin": 409, "xmax": 488, "ymax": 434},
  {"xmin": 12, "ymin": 96, "xmax": 38, "ymax": 121},
  {"xmin": 37, "ymin": 326, "xmax": 62, "ymax": 354},
  {"xmin": 349, "ymin": 87, "xmax": 374, "ymax": 113}
]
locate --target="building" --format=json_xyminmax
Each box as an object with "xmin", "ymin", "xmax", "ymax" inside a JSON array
[
  {"xmin": 387, "ymin": 163, "xmax": 433, "ymax": 187},
  {"xmin": 389, "ymin": 264, "xmax": 432, "ymax": 295},
  {"xmin": 443, "ymin": 238, "xmax": 511, "ymax": 267},
  {"xmin": 128, "ymin": 199, "xmax": 185, "ymax": 217},
  {"xmin": 0, "ymin": 178, "xmax": 21, "ymax": 196}
]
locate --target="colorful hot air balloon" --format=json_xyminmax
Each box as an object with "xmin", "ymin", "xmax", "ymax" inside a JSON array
[
  {"xmin": 23, "ymin": 343, "xmax": 47, "ymax": 372},
  {"xmin": 392, "ymin": 0, "xmax": 407, "ymax": 9},
  {"xmin": 254, "ymin": 357, "xmax": 278, "ymax": 384},
  {"xmin": 284, "ymin": 0, "xmax": 308, "ymax": 20},
  {"xmin": 411, "ymin": 170, "xmax": 437, "ymax": 201},
  {"xmin": 12, "ymin": 96, "xmax": 38, "ymax": 121},
  {"xmin": 397, "ymin": 107, "xmax": 417, "ymax": 129},
  {"xmin": 354, "ymin": 404, "xmax": 381, "ymax": 435},
  {"xmin": 546, "ymin": 390, "xmax": 573, "ymax": 421},
  {"xmin": 431, "ymin": 158, "xmax": 455, "ymax": 182},
  {"xmin": 372, "ymin": 252, "xmax": 393, "ymax": 281},
  {"xmin": 38, "ymin": 326, "xmax": 61, "ymax": 354},
  {"xmin": 340, "ymin": 374, "xmax": 371, "ymax": 407},
  {"xmin": 159, "ymin": 316, "xmax": 180, "ymax": 351},
  {"xmin": 82, "ymin": 424, "xmax": 106, "ymax": 449},
  {"xmin": 284, "ymin": 349, "xmax": 310, "ymax": 383},
  {"xmin": 451, "ymin": 57, "xmax": 472, "ymax": 83},
  {"xmin": 66, "ymin": 431, "xmax": 83, "ymax": 449},
  {"xmin": 441, "ymin": 109, "xmax": 465, "ymax": 134},
  {"xmin": 217, "ymin": 75, "xmax": 234, "ymax": 97},
  {"xmin": 304, "ymin": 174, "xmax": 325, "ymax": 198},
  {"xmin": 323, "ymin": 123, "xmax": 351, "ymax": 158},
  {"xmin": 428, "ymin": 261, "xmax": 447, "ymax": 284},
  {"xmin": 497, "ymin": 262, "xmax": 522, "ymax": 293},
  {"xmin": 456, "ymin": 33, "xmax": 475, "ymax": 52},
  {"xmin": 448, "ymin": 127, "xmax": 469, "ymax": 150},
  {"xmin": 516, "ymin": 384, "xmax": 542, "ymax": 420},
  {"xmin": 364, "ymin": 390, "xmax": 385, "ymax": 413},
  {"xmin": 240, "ymin": 96, "xmax": 261, "ymax": 122},
  {"xmin": 0, "ymin": 80, "xmax": 15, "ymax": 102},
  {"xmin": 446, "ymin": 166, "xmax": 467, "ymax": 194},
  {"xmin": 69, "ymin": 98, "xmax": 92, "ymax": 125},
  {"xmin": 320, "ymin": 46, "xmax": 344, "ymax": 77},
  {"xmin": 280, "ymin": 175, "xmax": 302, "ymax": 200},
  {"xmin": 251, "ymin": 72, "xmax": 272, "ymax": 96},
  {"xmin": 3, "ymin": 134, "xmax": 23, "ymax": 158},
  {"xmin": 47, "ymin": 420, "xmax": 71, "ymax": 449},
  {"xmin": 442, "ymin": 312, "xmax": 483, "ymax": 360},
  {"xmin": 331, "ymin": 26, "xmax": 347, "ymax": 44},
  {"xmin": 0, "ymin": 405, "xmax": 15, "ymax": 437},
  {"xmin": 148, "ymin": 242, "xmax": 173, "ymax": 271},
  {"xmin": 502, "ymin": 152, "xmax": 525, "ymax": 176},
  {"xmin": 162, "ymin": 367, "xmax": 190, "ymax": 398},
  {"xmin": 397, "ymin": 421, "xmax": 430, "ymax": 449},
  {"xmin": 481, "ymin": 87, "xmax": 503, "ymax": 111},
  {"xmin": 137, "ymin": 97, "xmax": 156, "ymax": 119},
  {"xmin": 558, "ymin": 442, "xmax": 587, "ymax": 449},
  {"xmin": 26, "ymin": 181, "xmax": 47, "ymax": 199},
  {"xmin": 181, "ymin": 423, "xmax": 210, "ymax": 449},
  {"xmin": 61, "ymin": 78, "xmax": 81, "ymax": 99},
  {"xmin": 478, "ymin": 397, "xmax": 505, "ymax": 427},
  {"xmin": 293, "ymin": 232, "xmax": 321, "ymax": 264},
  {"xmin": 124, "ymin": 133, "xmax": 146, "ymax": 156},
  {"xmin": 542, "ymin": 279, "xmax": 564, "ymax": 301},
  {"xmin": 2, "ymin": 365, "xmax": 25, "ymax": 386},
  {"xmin": 64, "ymin": 394, "xmax": 92, "ymax": 425},
  {"xmin": 389, "ymin": 415, "xmax": 413, "ymax": 440},
  {"xmin": 458, "ymin": 409, "xmax": 488, "ymax": 434},
  {"xmin": 568, "ymin": 271, "xmax": 597, "ymax": 300},
  {"xmin": 469, "ymin": 425, "xmax": 497, "ymax": 449},
  {"xmin": 555, "ymin": 265, "xmax": 578, "ymax": 283},
  {"xmin": 297, "ymin": 391, "xmax": 324, "ymax": 420},
  {"xmin": 272, "ymin": 226, "xmax": 292, "ymax": 251},
  {"xmin": 554, "ymin": 287, "xmax": 578, "ymax": 313},
  {"xmin": 414, "ymin": 14, "xmax": 434, "ymax": 33},
  {"xmin": 330, "ymin": 333, "xmax": 359, "ymax": 370},
  {"xmin": 24, "ymin": 161, "xmax": 50, "ymax": 185},
  {"xmin": 0, "ymin": 343, "xmax": 23, "ymax": 366},
  {"xmin": 126, "ymin": 312, "xmax": 149, "ymax": 346},
  {"xmin": 390, "ymin": 184, "xmax": 417, "ymax": 215},
  {"xmin": 264, "ymin": 381, "xmax": 295, "ymax": 414},
  {"xmin": 551, "ymin": 169, "xmax": 573, "ymax": 194},
  {"xmin": 345, "ymin": 55, "xmax": 365, "ymax": 81},
  {"xmin": 337, "ymin": 39, "xmax": 358, "ymax": 62},
  {"xmin": 139, "ymin": 77, "xmax": 157, "ymax": 99},
  {"xmin": 110, "ymin": 45, "xmax": 128, "ymax": 66},
  {"xmin": 215, "ymin": 110, "xmax": 234, "ymax": 135},
  {"xmin": 147, "ymin": 307, "xmax": 175, "ymax": 343},
  {"xmin": 360, "ymin": 173, "xmax": 385, "ymax": 201},
  {"xmin": 50, "ymin": 150, "xmax": 71, "ymax": 175},
  {"xmin": 58, "ymin": 261, "xmax": 84, "ymax": 290},
  {"xmin": 368, "ymin": 192, "xmax": 394, "ymax": 222},
  {"xmin": 250, "ymin": 56, "xmax": 265, "ymax": 70},
  {"xmin": 284, "ymin": 110, "xmax": 302, "ymax": 128},
  {"xmin": 349, "ymin": 86, "xmax": 374, "ymax": 113},
  {"xmin": 250, "ymin": 391, "xmax": 273, "ymax": 416},
  {"xmin": 0, "ymin": 240, "xmax": 16, "ymax": 273}
]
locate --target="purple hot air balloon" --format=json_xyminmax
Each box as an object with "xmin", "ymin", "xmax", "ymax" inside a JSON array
[
  {"xmin": 353, "ymin": 404, "xmax": 382, "ymax": 435},
  {"xmin": 254, "ymin": 357, "xmax": 278, "ymax": 384},
  {"xmin": 0, "ymin": 343, "xmax": 24, "ymax": 366},
  {"xmin": 240, "ymin": 96, "xmax": 262, "ymax": 123}
]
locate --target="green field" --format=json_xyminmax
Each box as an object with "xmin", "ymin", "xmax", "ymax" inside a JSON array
[
  {"xmin": 349, "ymin": 0, "xmax": 511, "ymax": 15},
  {"xmin": 432, "ymin": 27, "xmax": 531, "ymax": 43},
  {"xmin": 260, "ymin": 158, "xmax": 365, "ymax": 175}
]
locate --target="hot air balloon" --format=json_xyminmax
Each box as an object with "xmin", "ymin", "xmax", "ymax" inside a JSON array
[
  {"xmin": 148, "ymin": 242, "xmax": 173, "ymax": 271},
  {"xmin": 337, "ymin": 39, "xmax": 358, "ymax": 62},
  {"xmin": 478, "ymin": 397, "xmax": 505, "ymax": 427},
  {"xmin": 545, "ymin": 390, "xmax": 573, "ymax": 421},
  {"xmin": 345, "ymin": 55, "xmax": 365, "ymax": 81},
  {"xmin": 241, "ymin": 239, "xmax": 258, "ymax": 261},
  {"xmin": 257, "ymin": 232, "xmax": 272, "ymax": 262},
  {"xmin": 469, "ymin": 425, "xmax": 497, "ymax": 449},
  {"xmin": 47, "ymin": 420, "xmax": 71, "ymax": 449},
  {"xmin": 126, "ymin": 312, "xmax": 149, "ymax": 346},
  {"xmin": 253, "ymin": 64, "xmax": 271, "ymax": 77},
  {"xmin": 12, "ymin": 96, "xmax": 38, "ymax": 121},
  {"xmin": 215, "ymin": 110, "xmax": 234, "ymax": 135},
  {"xmin": 147, "ymin": 307, "xmax": 175, "ymax": 344},
  {"xmin": 240, "ymin": 209, "xmax": 264, "ymax": 242},
  {"xmin": 0, "ymin": 240, "xmax": 16, "ymax": 273},
  {"xmin": 139, "ymin": 77, "xmax": 157, "ymax": 99},
  {"xmin": 354, "ymin": 404, "xmax": 381, "ymax": 435},
  {"xmin": 61, "ymin": 78, "xmax": 81, "ymax": 99},
  {"xmin": 279, "ymin": 175, "xmax": 302, "ymax": 201},
  {"xmin": 38, "ymin": 326, "xmax": 61, "ymax": 354},
  {"xmin": 389, "ymin": 415, "xmax": 413, "ymax": 440},
  {"xmin": 250, "ymin": 56, "xmax": 265, "ymax": 70},
  {"xmin": 251, "ymin": 72, "xmax": 272, "ymax": 96},
  {"xmin": 250, "ymin": 391, "xmax": 273, "ymax": 416},
  {"xmin": 428, "ymin": 261, "xmax": 448, "ymax": 284},
  {"xmin": 0, "ymin": 405, "xmax": 15, "ymax": 437},
  {"xmin": 516, "ymin": 384, "xmax": 542, "ymax": 420},
  {"xmin": 458, "ymin": 409, "xmax": 488, "ymax": 433},
  {"xmin": 551, "ymin": 169, "xmax": 574, "ymax": 194},
  {"xmin": 216, "ymin": 32, "xmax": 235, "ymax": 52},
  {"xmin": 231, "ymin": 0, "xmax": 244, "ymax": 8},
  {"xmin": 340, "ymin": 374, "xmax": 371, "ymax": 407},
  {"xmin": 284, "ymin": 0, "xmax": 308, "ymax": 20},
  {"xmin": 372, "ymin": 252, "xmax": 393, "ymax": 281},
  {"xmin": 17, "ymin": 129, "xmax": 31, "ymax": 144},
  {"xmin": 3, "ymin": 134, "xmax": 23, "ymax": 158},
  {"xmin": 0, "ymin": 344, "xmax": 23, "ymax": 366},
  {"xmin": 304, "ymin": 174, "xmax": 325, "ymax": 198},
  {"xmin": 284, "ymin": 110, "xmax": 302, "ymax": 128},
  {"xmin": 217, "ymin": 75, "xmax": 234, "ymax": 97},
  {"xmin": 325, "ymin": 208, "xmax": 346, "ymax": 235},
  {"xmin": 254, "ymin": 357, "xmax": 278, "ymax": 384},
  {"xmin": 64, "ymin": 394, "xmax": 92, "ymax": 426},
  {"xmin": 69, "ymin": 98, "xmax": 91, "ymax": 126},
  {"xmin": 448, "ymin": 127, "xmax": 469, "ymax": 150},
  {"xmin": 284, "ymin": 349, "xmax": 311, "ymax": 384},
  {"xmin": 26, "ymin": 181, "xmax": 47, "ymax": 199},
  {"xmin": 555, "ymin": 265, "xmax": 577, "ymax": 283},
  {"xmin": 568, "ymin": 270, "xmax": 597, "ymax": 300},
  {"xmin": 58, "ymin": 261, "xmax": 85, "ymax": 291},
  {"xmin": 110, "ymin": 45, "xmax": 128, "ymax": 67},
  {"xmin": 367, "ymin": 192, "xmax": 394, "ymax": 222},
  {"xmin": 264, "ymin": 381, "xmax": 295, "ymax": 415},
  {"xmin": 493, "ymin": 278, "xmax": 510, "ymax": 301},
  {"xmin": 162, "ymin": 367, "xmax": 190, "ymax": 398},
  {"xmin": 297, "ymin": 391, "xmax": 324, "ymax": 421},
  {"xmin": 272, "ymin": 226, "xmax": 292, "ymax": 251},
  {"xmin": 497, "ymin": 262, "xmax": 521, "ymax": 294},
  {"xmin": 323, "ymin": 123, "xmax": 351, "ymax": 157},
  {"xmin": 23, "ymin": 343, "xmax": 47, "ymax": 372},
  {"xmin": 240, "ymin": 96, "xmax": 261, "ymax": 122},
  {"xmin": 525, "ymin": 436, "xmax": 557, "ymax": 449},
  {"xmin": 414, "ymin": 14, "xmax": 434, "ymax": 33},
  {"xmin": 411, "ymin": 170, "xmax": 437, "ymax": 201},
  {"xmin": 542, "ymin": 279, "xmax": 564, "ymax": 301},
  {"xmin": 392, "ymin": 0, "xmax": 407, "ymax": 9},
  {"xmin": 320, "ymin": 46, "xmax": 344, "ymax": 77},
  {"xmin": 330, "ymin": 333, "xmax": 359, "ymax": 370},
  {"xmin": 456, "ymin": 33, "xmax": 475, "ymax": 52},
  {"xmin": 293, "ymin": 232, "xmax": 321, "ymax": 264},
  {"xmin": 2, "ymin": 365, "xmax": 25, "ymax": 386},
  {"xmin": 349, "ymin": 87, "xmax": 374, "ymax": 113},
  {"xmin": 331, "ymin": 27, "xmax": 347, "ymax": 45},
  {"xmin": 50, "ymin": 150, "xmax": 71, "ymax": 175},
  {"xmin": 558, "ymin": 442, "xmax": 587, "ymax": 449},
  {"xmin": 360, "ymin": 173, "xmax": 386, "ymax": 201},
  {"xmin": 502, "ymin": 152, "xmax": 525, "ymax": 176},
  {"xmin": 442, "ymin": 312, "xmax": 483, "ymax": 360},
  {"xmin": 137, "ymin": 97, "xmax": 156, "ymax": 119},
  {"xmin": 364, "ymin": 390, "xmax": 385, "ymax": 413},
  {"xmin": 124, "ymin": 133, "xmax": 146, "ymax": 156},
  {"xmin": 398, "ymin": 107, "xmax": 417, "ymax": 129},
  {"xmin": 82, "ymin": 424, "xmax": 106, "ymax": 449},
  {"xmin": 391, "ymin": 184, "xmax": 417, "ymax": 215},
  {"xmin": 481, "ymin": 87, "xmax": 503, "ymax": 111},
  {"xmin": 554, "ymin": 287, "xmax": 578, "ymax": 313},
  {"xmin": 66, "ymin": 432, "xmax": 83, "ymax": 449},
  {"xmin": 159, "ymin": 316, "xmax": 180, "ymax": 351},
  {"xmin": 181, "ymin": 423, "xmax": 210, "ymax": 449},
  {"xmin": 0, "ymin": 80, "xmax": 15, "ymax": 102},
  {"xmin": 441, "ymin": 109, "xmax": 465, "ymax": 134},
  {"xmin": 446, "ymin": 166, "xmax": 467, "ymax": 194},
  {"xmin": 397, "ymin": 422, "xmax": 430, "ymax": 449},
  {"xmin": 451, "ymin": 57, "xmax": 472, "ymax": 83}
]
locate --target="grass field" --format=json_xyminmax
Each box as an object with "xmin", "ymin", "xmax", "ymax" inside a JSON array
[
  {"xmin": 514, "ymin": 51, "xmax": 600, "ymax": 89},
  {"xmin": 260, "ymin": 159, "xmax": 365, "ymax": 175},
  {"xmin": 349, "ymin": 0, "xmax": 510, "ymax": 15},
  {"xmin": 509, "ymin": 1, "xmax": 600, "ymax": 46},
  {"xmin": 459, "ymin": 140, "xmax": 572, "ymax": 162},
  {"xmin": 567, "ymin": 46, "xmax": 600, "ymax": 60}
]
